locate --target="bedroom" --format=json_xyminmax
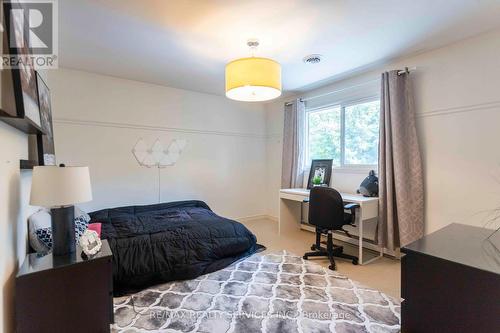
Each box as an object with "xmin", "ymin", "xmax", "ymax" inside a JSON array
[{"xmin": 1, "ymin": 0, "xmax": 500, "ymax": 332}]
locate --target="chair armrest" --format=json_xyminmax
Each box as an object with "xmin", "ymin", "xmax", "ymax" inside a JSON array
[
  {"xmin": 344, "ymin": 203, "xmax": 360, "ymax": 210},
  {"xmin": 343, "ymin": 203, "xmax": 360, "ymax": 227}
]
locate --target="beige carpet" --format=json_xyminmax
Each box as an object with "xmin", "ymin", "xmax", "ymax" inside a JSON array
[{"xmin": 240, "ymin": 218, "xmax": 401, "ymax": 298}]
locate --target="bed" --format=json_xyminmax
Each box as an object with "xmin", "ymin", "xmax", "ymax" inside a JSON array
[{"xmin": 89, "ymin": 200, "xmax": 262, "ymax": 295}]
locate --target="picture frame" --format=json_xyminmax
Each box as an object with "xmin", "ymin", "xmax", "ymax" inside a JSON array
[
  {"xmin": 35, "ymin": 72, "xmax": 56, "ymax": 165},
  {"xmin": 3, "ymin": 0, "xmax": 41, "ymax": 127},
  {"xmin": 307, "ymin": 159, "xmax": 333, "ymax": 189}
]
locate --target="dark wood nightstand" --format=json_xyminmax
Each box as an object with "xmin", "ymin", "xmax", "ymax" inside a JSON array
[
  {"xmin": 401, "ymin": 224, "xmax": 500, "ymax": 332},
  {"xmin": 16, "ymin": 240, "xmax": 113, "ymax": 333}
]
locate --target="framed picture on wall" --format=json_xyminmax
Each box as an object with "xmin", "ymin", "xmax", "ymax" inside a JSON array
[
  {"xmin": 3, "ymin": 0, "xmax": 41, "ymax": 127},
  {"xmin": 307, "ymin": 159, "xmax": 333, "ymax": 189},
  {"xmin": 35, "ymin": 72, "xmax": 56, "ymax": 165}
]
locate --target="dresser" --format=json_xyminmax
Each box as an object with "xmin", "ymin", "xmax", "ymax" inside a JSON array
[
  {"xmin": 401, "ymin": 223, "xmax": 500, "ymax": 333},
  {"xmin": 16, "ymin": 240, "xmax": 113, "ymax": 333}
]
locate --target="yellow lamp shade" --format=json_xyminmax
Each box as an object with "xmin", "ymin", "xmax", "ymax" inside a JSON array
[{"xmin": 225, "ymin": 57, "xmax": 281, "ymax": 102}]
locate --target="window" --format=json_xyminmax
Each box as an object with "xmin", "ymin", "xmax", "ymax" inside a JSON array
[
  {"xmin": 306, "ymin": 99, "xmax": 380, "ymax": 168},
  {"xmin": 306, "ymin": 106, "xmax": 341, "ymax": 166}
]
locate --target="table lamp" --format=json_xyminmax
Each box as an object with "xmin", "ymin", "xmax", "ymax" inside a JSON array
[{"xmin": 30, "ymin": 165, "xmax": 92, "ymax": 256}]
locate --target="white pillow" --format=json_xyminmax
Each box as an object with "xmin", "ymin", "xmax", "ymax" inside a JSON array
[
  {"xmin": 74, "ymin": 206, "xmax": 91, "ymax": 223},
  {"xmin": 28, "ymin": 206, "xmax": 91, "ymax": 252},
  {"xmin": 28, "ymin": 208, "xmax": 52, "ymax": 252}
]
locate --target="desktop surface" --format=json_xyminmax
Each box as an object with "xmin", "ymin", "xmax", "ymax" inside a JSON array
[{"xmin": 280, "ymin": 188, "xmax": 378, "ymax": 203}]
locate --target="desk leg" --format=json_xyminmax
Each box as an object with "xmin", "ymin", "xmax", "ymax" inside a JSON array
[
  {"xmin": 360, "ymin": 246, "xmax": 384, "ymax": 265},
  {"xmin": 279, "ymin": 198, "xmax": 302, "ymax": 235},
  {"xmin": 358, "ymin": 216, "xmax": 385, "ymax": 265},
  {"xmin": 358, "ymin": 208, "xmax": 363, "ymax": 265}
]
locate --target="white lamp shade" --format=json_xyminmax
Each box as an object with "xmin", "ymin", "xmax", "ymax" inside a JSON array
[{"xmin": 30, "ymin": 166, "xmax": 93, "ymax": 207}]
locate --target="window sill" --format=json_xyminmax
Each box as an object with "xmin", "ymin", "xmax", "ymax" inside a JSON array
[
  {"xmin": 304, "ymin": 165, "xmax": 377, "ymax": 175},
  {"xmin": 332, "ymin": 167, "xmax": 377, "ymax": 174}
]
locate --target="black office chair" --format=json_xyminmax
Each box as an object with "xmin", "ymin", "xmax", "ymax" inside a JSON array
[{"xmin": 303, "ymin": 186, "xmax": 359, "ymax": 270}]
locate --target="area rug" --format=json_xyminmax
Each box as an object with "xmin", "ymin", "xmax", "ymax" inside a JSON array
[{"xmin": 112, "ymin": 251, "xmax": 401, "ymax": 332}]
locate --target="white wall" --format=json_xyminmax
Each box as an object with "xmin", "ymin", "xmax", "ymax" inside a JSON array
[
  {"xmin": 0, "ymin": 122, "xmax": 36, "ymax": 333},
  {"xmin": 266, "ymin": 27, "xmax": 500, "ymax": 234},
  {"xmin": 49, "ymin": 69, "xmax": 268, "ymax": 219}
]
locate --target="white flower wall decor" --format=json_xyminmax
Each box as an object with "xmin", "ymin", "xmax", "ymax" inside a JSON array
[
  {"xmin": 132, "ymin": 138, "xmax": 187, "ymax": 168},
  {"xmin": 131, "ymin": 138, "xmax": 188, "ymax": 202}
]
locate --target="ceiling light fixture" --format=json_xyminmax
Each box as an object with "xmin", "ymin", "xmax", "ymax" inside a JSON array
[{"xmin": 225, "ymin": 40, "xmax": 281, "ymax": 102}]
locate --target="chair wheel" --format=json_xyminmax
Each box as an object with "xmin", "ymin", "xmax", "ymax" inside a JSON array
[
  {"xmin": 310, "ymin": 245, "xmax": 316, "ymax": 251},
  {"xmin": 352, "ymin": 259, "xmax": 358, "ymax": 265},
  {"xmin": 303, "ymin": 255, "xmax": 308, "ymax": 260},
  {"xmin": 328, "ymin": 264, "xmax": 336, "ymax": 271}
]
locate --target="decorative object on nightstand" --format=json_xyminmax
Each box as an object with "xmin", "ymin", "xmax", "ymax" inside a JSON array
[
  {"xmin": 79, "ymin": 229, "xmax": 102, "ymax": 257},
  {"xmin": 16, "ymin": 240, "xmax": 113, "ymax": 333},
  {"xmin": 30, "ymin": 165, "xmax": 92, "ymax": 256}
]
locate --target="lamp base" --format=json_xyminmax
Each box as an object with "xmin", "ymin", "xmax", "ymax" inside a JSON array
[{"xmin": 51, "ymin": 206, "xmax": 75, "ymax": 256}]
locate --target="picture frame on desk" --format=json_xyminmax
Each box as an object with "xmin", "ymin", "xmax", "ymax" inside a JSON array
[{"xmin": 307, "ymin": 159, "xmax": 333, "ymax": 189}]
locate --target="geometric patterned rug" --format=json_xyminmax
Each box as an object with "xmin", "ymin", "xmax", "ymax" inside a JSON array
[{"xmin": 112, "ymin": 251, "xmax": 401, "ymax": 332}]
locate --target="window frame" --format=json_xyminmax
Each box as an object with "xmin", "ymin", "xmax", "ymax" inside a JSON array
[{"xmin": 305, "ymin": 95, "xmax": 380, "ymax": 171}]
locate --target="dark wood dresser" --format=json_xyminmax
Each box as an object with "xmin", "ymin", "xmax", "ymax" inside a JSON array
[
  {"xmin": 16, "ymin": 240, "xmax": 113, "ymax": 333},
  {"xmin": 401, "ymin": 223, "xmax": 500, "ymax": 333}
]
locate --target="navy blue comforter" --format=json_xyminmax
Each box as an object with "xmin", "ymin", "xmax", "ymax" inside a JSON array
[{"xmin": 89, "ymin": 201, "xmax": 261, "ymax": 295}]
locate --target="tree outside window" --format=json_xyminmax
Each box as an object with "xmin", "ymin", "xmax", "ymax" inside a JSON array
[{"xmin": 306, "ymin": 100, "xmax": 380, "ymax": 167}]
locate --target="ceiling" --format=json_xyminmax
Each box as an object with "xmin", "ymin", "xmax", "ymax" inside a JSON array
[{"xmin": 59, "ymin": 0, "xmax": 500, "ymax": 96}]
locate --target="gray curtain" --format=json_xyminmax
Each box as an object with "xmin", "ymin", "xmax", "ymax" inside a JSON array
[
  {"xmin": 281, "ymin": 99, "xmax": 306, "ymax": 188},
  {"xmin": 378, "ymin": 71, "xmax": 424, "ymax": 250}
]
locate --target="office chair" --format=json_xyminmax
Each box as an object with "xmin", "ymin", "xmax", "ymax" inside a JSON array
[{"xmin": 303, "ymin": 186, "xmax": 359, "ymax": 270}]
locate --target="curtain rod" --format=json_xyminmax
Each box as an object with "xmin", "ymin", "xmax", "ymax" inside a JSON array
[
  {"xmin": 397, "ymin": 66, "xmax": 417, "ymax": 75},
  {"xmin": 296, "ymin": 67, "xmax": 416, "ymax": 103}
]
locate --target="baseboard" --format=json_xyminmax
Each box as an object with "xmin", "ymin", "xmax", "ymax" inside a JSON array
[
  {"xmin": 234, "ymin": 214, "xmax": 269, "ymax": 222},
  {"xmin": 266, "ymin": 215, "xmax": 278, "ymax": 222},
  {"xmin": 299, "ymin": 223, "xmax": 399, "ymax": 258},
  {"xmin": 234, "ymin": 214, "xmax": 278, "ymax": 223},
  {"xmin": 235, "ymin": 214, "xmax": 399, "ymax": 258}
]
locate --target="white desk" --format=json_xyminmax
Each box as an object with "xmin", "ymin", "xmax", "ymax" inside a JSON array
[{"xmin": 279, "ymin": 188, "xmax": 382, "ymax": 265}]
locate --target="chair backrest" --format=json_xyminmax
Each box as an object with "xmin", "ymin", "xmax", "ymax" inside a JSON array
[{"xmin": 308, "ymin": 186, "xmax": 345, "ymax": 230}]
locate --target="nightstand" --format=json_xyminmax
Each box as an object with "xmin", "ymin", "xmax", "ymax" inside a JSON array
[
  {"xmin": 401, "ymin": 224, "xmax": 500, "ymax": 332},
  {"xmin": 16, "ymin": 240, "xmax": 113, "ymax": 333}
]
